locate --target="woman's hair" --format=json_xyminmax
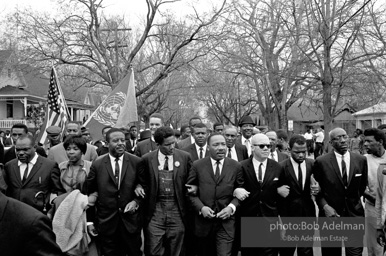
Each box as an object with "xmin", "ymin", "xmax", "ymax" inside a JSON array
[{"xmin": 63, "ymin": 134, "xmax": 87, "ymax": 154}]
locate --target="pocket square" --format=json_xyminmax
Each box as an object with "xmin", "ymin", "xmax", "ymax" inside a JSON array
[
  {"xmin": 273, "ymin": 178, "xmax": 278, "ymax": 181},
  {"xmin": 355, "ymin": 174, "xmax": 362, "ymax": 177}
]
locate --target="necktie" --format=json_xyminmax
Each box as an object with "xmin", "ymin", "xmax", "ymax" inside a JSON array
[
  {"xmin": 114, "ymin": 157, "xmax": 120, "ymax": 186},
  {"xmin": 258, "ymin": 163, "xmax": 263, "ymax": 183},
  {"xmin": 298, "ymin": 164, "xmax": 303, "ymax": 190},
  {"xmin": 341, "ymin": 157, "xmax": 348, "ymax": 187},
  {"xmin": 270, "ymin": 152, "xmax": 275, "ymax": 161},
  {"xmin": 199, "ymin": 147, "xmax": 203, "ymax": 159},
  {"xmin": 164, "ymin": 156, "xmax": 169, "ymax": 171},
  {"xmin": 227, "ymin": 148, "xmax": 232, "ymax": 158},
  {"xmin": 215, "ymin": 161, "xmax": 220, "ymax": 181},
  {"xmin": 22, "ymin": 163, "xmax": 29, "ymax": 183},
  {"xmin": 245, "ymin": 139, "xmax": 251, "ymax": 155}
]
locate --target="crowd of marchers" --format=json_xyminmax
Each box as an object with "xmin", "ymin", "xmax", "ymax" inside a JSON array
[{"xmin": 1, "ymin": 114, "xmax": 386, "ymax": 256}]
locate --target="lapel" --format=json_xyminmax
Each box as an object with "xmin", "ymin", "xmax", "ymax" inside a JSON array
[
  {"xmin": 0, "ymin": 192, "xmax": 7, "ymax": 221},
  {"xmin": 23, "ymin": 156, "xmax": 43, "ymax": 186},
  {"xmin": 173, "ymin": 151, "xmax": 180, "ymax": 180},
  {"xmin": 286, "ymin": 159, "xmax": 301, "ymax": 190},
  {"xmin": 151, "ymin": 151, "xmax": 160, "ymax": 188},
  {"xmin": 348, "ymin": 152, "xmax": 355, "ymax": 185},
  {"xmin": 262, "ymin": 159, "xmax": 276, "ymax": 187},
  {"xmin": 104, "ymin": 154, "xmax": 117, "ymax": 185},
  {"xmin": 206, "ymin": 158, "xmax": 216, "ymax": 182},
  {"xmin": 304, "ymin": 159, "xmax": 313, "ymax": 189},
  {"xmin": 190, "ymin": 144, "xmax": 199, "ymax": 160},
  {"xmin": 120, "ymin": 153, "xmax": 129, "ymax": 185},
  {"xmin": 12, "ymin": 161, "xmax": 22, "ymax": 187},
  {"xmin": 217, "ymin": 158, "xmax": 228, "ymax": 184},
  {"xmin": 329, "ymin": 152, "xmax": 346, "ymax": 187},
  {"xmin": 246, "ymin": 158, "xmax": 259, "ymax": 187}
]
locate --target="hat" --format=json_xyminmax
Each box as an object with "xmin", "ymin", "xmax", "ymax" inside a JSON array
[
  {"xmin": 46, "ymin": 126, "xmax": 61, "ymax": 135},
  {"xmin": 238, "ymin": 116, "xmax": 256, "ymax": 127},
  {"xmin": 138, "ymin": 130, "xmax": 151, "ymax": 142}
]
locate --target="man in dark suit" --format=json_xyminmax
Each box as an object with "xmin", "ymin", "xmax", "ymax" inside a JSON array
[
  {"xmin": 96, "ymin": 126, "xmax": 112, "ymax": 156},
  {"xmin": 125, "ymin": 125, "xmax": 138, "ymax": 154},
  {"xmin": 142, "ymin": 126, "xmax": 194, "ymax": 256},
  {"xmin": 4, "ymin": 123, "xmax": 47, "ymax": 164},
  {"xmin": 86, "ymin": 128, "xmax": 147, "ymax": 256},
  {"xmin": 135, "ymin": 113, "xmax": 163, "ymax": 157},
  {"xmin": 224, "ymin": 125, "xmax": 248, "ymax": 162},
  {"xmin": 235, "ymin": 115, "xmax": 256, "ymax": 157},
  {"xmin": 313, "ymin": 127, "xmax": 367, "ymax": 256},
  {"xmin": 187, "ymin": 133, "xmax": 244, "ymax": 256},
  {"xmin": 277, "ymin": 135, "xmax": 318, "ymax": 256},
  {"xmin": 3, "ymin": 134, "xmax": 64, "ymax": 213},
  {"xmin": 178, "ymin": 116, "xmax": 202, "ymax": 149},
  {"xmin": 265, "ymin": 131, "xmax": 289, "ymax": 162},
  {"xmin": 182, "ymin": 122, "xmax": 210, "ymax": 161},
  {"xmin": 236, "ymin": 133, "xmax": 283, "ymax": 256},
  {"xmin": 0, "ymin": 191, "xmax": 64, "ymax": 256}
]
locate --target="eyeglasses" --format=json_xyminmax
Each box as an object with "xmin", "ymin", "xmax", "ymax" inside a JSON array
[{"xmin": 254, "ymin": 144, "xmax": 272, "ymax": 149}]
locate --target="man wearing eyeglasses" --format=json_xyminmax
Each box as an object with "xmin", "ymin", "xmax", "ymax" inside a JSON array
[
  {"xmin": 236, "ymin": 133, "xmax": 283, "ymax": 256},
  {"xmin": 313, "ymin": 127, "xmax": 367, "ymax": 256}
]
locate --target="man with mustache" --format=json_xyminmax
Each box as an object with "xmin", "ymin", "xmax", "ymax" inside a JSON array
[
  {"xmin": 187, "ymin": 133, "xmax": 244, "ymax": 256},
  {"xmin": 313, "ymin": 128, "xmax": 367, "ymax": 256},
  {"xmin": 86, "ymin": 128, "xmax": 147, "ymax": 256},
  {"xmin": 182, "ymin": 123, "xmax": 210, "ymax": 161}
]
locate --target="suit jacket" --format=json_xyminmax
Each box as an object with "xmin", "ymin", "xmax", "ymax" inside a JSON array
[
  {"xmin": 181, "ymin": 143, "xmax": 210, "ymax": 162},
  {"xmin": 4, "ymin": 145, "xmax": 47, "ymax": 164},
  {"xmin": 3, "ymin": 155, "xmax": 64, "ymax": 212},
  {"xmin": 86, "ymin": 152, "xmax": 146, "ymax": 234},
  {"xmin": 313, "ymin": 151, "xmax": 368, "ymax": 217},
  {"xmin": 48, "ymin": 142, "xmax": 97, "ymax": 165},
  {"xmin": 142, "ymin": 149, "xmax": 192, "ymax": 225},
  {"xmin": 187, "ymin": 157, "xmax": 244, "ymax": 238},
  {"xmin": 134, "ymin": 138, "xmax": 158, "ymax": 157},
  {"xmin": 0, "ymin": 192, "xmax": 64, "ymax": 256},
  {"xmin": 178, "ymin": 136, "xmax": 193, "ymax": 149},
  {"xmin": 240, "ymin": 158, "xmax": 283, "ymax": 217},
  {"xmin": 125, "ymin": 139, "xmax": 137, "ymax": 154},
  {"xmin": 234, "ymin": 144, "xmax": 249, "ymax": 162},
  {"xmin": 4, "ymin": 137, "xmax": 14, "ymax": 147},
  {"xmin": 276, "ymin": 150, "xmax": 289, "ymax": 163},
  {"xmin": 278, "ymin": 158, "xmax": 316, "ymax": 217}
]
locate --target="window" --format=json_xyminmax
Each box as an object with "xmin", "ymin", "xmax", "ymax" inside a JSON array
[{"xmin": 6, "ymin": 100, "xmax": 13, "ymax": 118}]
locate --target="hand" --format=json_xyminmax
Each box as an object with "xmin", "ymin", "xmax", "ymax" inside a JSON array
[
  {"xmin": 310, "ymin": 183, "xmax": 320, "ymax": 196},
  {"xmin": 377, "ymin": 229, "xmax": 386, "ymax": 246},
  {"xmin": 87, "ymin": 224, "xmax": 98, "ymax": 236},
  {"xmin": 124, "ymin": 200, "xmax": 138, "ymax": 214},
  {"xmin": 277, "ymin": 185, "xmax": 290, "ymax": 198},
  {"xmin": 186, "ymin": 184, "xmax": 198, "ymax": 195},
  {"xmin": 201, "ymin": 206, "xmax": 215, "ymax": 218},
  {"xmin": 216, "ymin": 206, "xmax": 233, "ymax": 220},
  {"xmin": 134, "ymin": 185, "xmax": 145, "ymax": 198},
  {"xmin": 323, "ymin": 204, "xmax": 340, "ymax": 217},
  {"xmin": 233, "ymin": 188, "xmax": 250, "ymax": 201}
]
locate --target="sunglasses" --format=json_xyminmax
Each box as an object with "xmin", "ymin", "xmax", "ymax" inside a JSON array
[{"xmin": 255, "ymin": 144, "xmax": 272, "ymax": 149}]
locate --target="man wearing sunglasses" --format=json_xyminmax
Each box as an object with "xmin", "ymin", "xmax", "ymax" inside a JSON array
[{"xmin": 237, "ymin": 133, "xmax": 283, "ymax": 256}]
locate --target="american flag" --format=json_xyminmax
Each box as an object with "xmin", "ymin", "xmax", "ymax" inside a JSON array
[{"xmin": 36, "ymin": 67, "xmax": 69, "ymax": 145}]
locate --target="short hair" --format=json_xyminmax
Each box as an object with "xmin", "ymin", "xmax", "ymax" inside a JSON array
[
  {"xmin": 149, "ymin": 113, "xmax": 164, "ymax": 123},
  {"xmin": 364, "ymin": 128, "xmax": 386, "ymax": 147},
  {"xmin": 105, "ymin": 128, "xmax": 124, "ymax": 142},
  {"xmin": 276, "ymin": 129, "xmax": 288, "ymax": 141},
  {"xmin": 192, "ymin": 123, "xmax": 207, "ymax": 133},
  {"xmin": 17, "ymin": 134, "xmax": 35, "ymax": 146},
  {"xmin": 66, "ymin": 122, "xmax": 80, "ymax": 129},
  {"xmin": 129, "ymin": 125, "xmax": 137, "ymax": 131},
  {"xmin": 63, "ymin": 134, "xmax": 87, "ymax": 154},
  {"xmin": 102, "ymin": 126, "xmax": 112, "ymax": 134},
  {"xmin": 189, "ymin": 116, "xmax": 202, "ymax": 126},
  {"xmin": 289, "ymin": 135, "xmax": 306, "ymax": 148},
  {"xmin": 11, "ymin": 123, "xmax": 28, "ymax": 134},
  {"xmin": 213, "ymin": 123, "xmax": 223, "ymax": 130},
  {"xmin": 180, "ymin": 125, "xmax": 189, "ymax": 133},
  {"xmin": 154, "ymin": 126, "xmax": 175, "ymax": 145},
  {"xmin": 378, "ymin": 124, "xmax": 386, "ymax": 130},
  {"xmin": 207, "ymin": 133, "xmax": 225, "ymax": 145}
]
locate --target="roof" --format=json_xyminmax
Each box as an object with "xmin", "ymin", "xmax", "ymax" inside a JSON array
[
  {"xmin": 0, "ymin": 85, "xmax": 45, "ymax": 101},
  {"xmin": 353, "ymin": 102, "xmax": 386, "ymax": 116}
]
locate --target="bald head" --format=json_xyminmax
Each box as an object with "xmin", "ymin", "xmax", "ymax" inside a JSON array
[
  {"xmin": 265, "ymin": 131, "xmax": 278, "ymax": 152},
  {"xmin": 66, "ymin": 122, "xmax": 81, "ymax": 135},
  {"xmin": 329, "ymin": 127, "xmax": 349, "ymax": 155},
  {"xmin": 251, "ymin": 134, "xmax": 271, "ymax": 161}
]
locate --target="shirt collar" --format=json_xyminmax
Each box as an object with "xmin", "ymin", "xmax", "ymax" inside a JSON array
[
  {"xmin": 18, "ymin": 152, "xmax": 38, "ymax": 166},
  {"xmin": 109, "ymin": 153, "xmax": 124, "ymax": 161},
  {"xmin": 195, "ymin": 143, "xmax": 207, "ymax": 151},
  {"xmin": 242, "ymin": 135, "xmax": 250, "ymax": 142},
  {"xmin": 158, "ymin": 150, "xmax": 172, "ymax": 159},
  {"xmin": 290, "ymin": 157, "xmax": 305, "ymax": 168},
  {"xmin": 334, "ymin": 151, "xmax": 349, "ymax": 159},
  {"xmin": 210, "ymin": 157, "xmax": 224, "ymax": 165},
  {"xmin": 252, "ymin": 157, "xmax": 267, "ymax": 167}
]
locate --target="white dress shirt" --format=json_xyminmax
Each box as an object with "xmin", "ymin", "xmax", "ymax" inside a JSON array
[
  {"xmin": 227, "ymin": 146, "xmax": 238, "ymax": 161},
  {"xmin": 109, "ymin": 154, "xmax": 124, "ymax": 187},
  {"xmin": 18, "ymin": 153, "xmax": 38, "ymax": 180},
  {"xmin": 158, "ymin": 151, "xmax": 173, "ymax": 170},
  {"xmin": 195, "ymin": 144, "xmax": 207, "ymax": 159},
  {"xmin": 334, "ymin": 151, "xmax": 350, "ymax": 181},
  {"xmin": 252, "ymin": 158, "xmax": 267, "ymax": 182},
  {"xmin": 290, "ymin": 157, "xmax": 306, "ymax": 188},
  {"xmin": 269, "ymin": 150, "xmax": 278, "ymax": 162},
  {"xmin": 241, "ymin": 135, "xmax": 252, "ymax": 156}
]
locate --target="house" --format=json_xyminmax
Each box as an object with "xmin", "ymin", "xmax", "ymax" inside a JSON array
[
  {"xmin": 0, "ymin": 50, "xmax": 94, "ymax": 130},
  {"xmin": 352, "ymin": 102, "xmax": 386, "ymax": 129}
]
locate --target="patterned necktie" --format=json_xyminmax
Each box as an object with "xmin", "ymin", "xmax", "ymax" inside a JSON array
[
  {"xmin": 227, "ymin": 148, "xmax": 232, "ymax": 158},
  {"xmin": 199, "ymin": 147, "xmax": 203, "ymax": 159},
  {"xmin": 298, "ymin": 164, "xmax": 303, "ymax": 190},
  {"xmin": 258, "ymin": 163, "xmax": 263, "ymax": 183},
  {"xmin": 245, "ymin": 139, "xmax": 251, "ymax": 156},
  {"xmin": 341, "ymin": 157, "xmax": 348, "ymax": 187},
  {"xmin": 114, "ymin": 157, "xmax": 120, "ymax": 186},
  {"xmin": 164, "ymin": 156, "xmax": 169, "ymax": 171},
  {"xmin": 215, "ymin": 161, "xmax": 220, "ymax": 181},
  {"xmin": 270, "ymin": 152, "xmax": 275, "ymax": 161},
  {"xmin": 22, "ymin": 163, "xmax": 29, "ymax": 183}
]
